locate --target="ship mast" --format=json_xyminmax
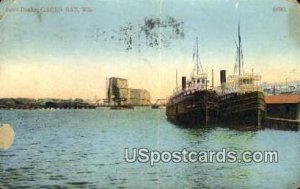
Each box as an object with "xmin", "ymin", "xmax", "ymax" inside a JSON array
[
  {"xmin": 196, "ymin": 37, "xmax": 203, "ymax": 74},
  {"xmin": 237, "ymin": 21, "xmax": 244, "ymax": 76},
  {"xmin": 192, "ymin": 37, "xmax": 203, "ymax": 76},
  {"xmin": 196, "ymin": 37, "xmax": 199, "ymax": 74},
  {"xmin": 176, "ymin": 69, "xmax": 178, "ymax": 90},
  {"xmin": 238, "ymin": 22, "xmax": 241, "ymax": 76}
]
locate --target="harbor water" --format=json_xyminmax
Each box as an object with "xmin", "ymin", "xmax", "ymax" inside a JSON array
[{"xmin": 0, "ymin": 108, "xmax": 300, "ymax": 188}]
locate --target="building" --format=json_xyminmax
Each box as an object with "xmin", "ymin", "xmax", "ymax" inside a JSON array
[
  {"xmin": 265, "ymin": 94, "xmax": 300, "ymax": 120},
  {"xmin": 127, "ymin": 89, "xmax": 151, "ymax": 105},
  {"xmin": 107, "ymin": 77, "xmax": 128, "ymax": 105},
  {"xmin": 107, "ymin": 77, "xmax": 151, "ymax": 106},
  {"xmin": 261, "ymin": 81, "xmax": 300, "ymax": 95}
]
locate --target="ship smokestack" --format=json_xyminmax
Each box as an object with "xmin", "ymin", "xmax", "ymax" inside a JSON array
[
  {"xmin": 220, "ymin": 70, "xmax": 226, "ymax": 94},
  {"xmin": 220, "ymin": 70, "xmax": 226, "ymax": 84},
  {"xmin": 182, "ymin": 76, "xmax": 186, "ymax": 90}
]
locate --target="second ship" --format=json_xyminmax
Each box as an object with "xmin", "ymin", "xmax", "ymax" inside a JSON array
[{"xmin": 218, "ymin": 23, "xmax": 265, "ymax": 128}]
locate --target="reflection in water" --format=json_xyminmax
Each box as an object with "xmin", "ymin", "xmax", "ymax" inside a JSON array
[{"xmin": 0, "ymin": 109, "xmax": 299, "ymax": 188}]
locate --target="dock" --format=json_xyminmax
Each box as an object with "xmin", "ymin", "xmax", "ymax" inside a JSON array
[
  {"xmin": 264, "ymin": 117, "xmax": 300, "ymax": 131},
  {"xmin": 0, "ymin": 98, "xmax": 96, "ymax": 110},
  {"xmin": 263, "ymin": 94, "xmax": 300, "ymax": 131}
]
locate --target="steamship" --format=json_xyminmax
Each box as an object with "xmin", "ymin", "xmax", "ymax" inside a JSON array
[
  {"xmin": 218, "ymin": 23, "xmax": 265, "ymax": 128},
  {"xmin": 166, "ymin": 38, "xmax": 218, "ymax": 126}
]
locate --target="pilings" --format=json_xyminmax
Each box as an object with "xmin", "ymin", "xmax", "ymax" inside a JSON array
[{"xmin": 263, "ymin": 117, "xmax": 300, "ymax": 131}]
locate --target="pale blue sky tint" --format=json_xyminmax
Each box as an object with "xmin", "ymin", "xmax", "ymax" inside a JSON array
[
  {"xmin": 0, "ymin": 0, "xmax": 299, "ymax": 98},
  {"xmin": 0, "ymin": 0, "xmax": 299, "ymax": 61}
]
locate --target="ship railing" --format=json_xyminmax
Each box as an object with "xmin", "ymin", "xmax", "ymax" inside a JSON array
[
  {"xmin": 215, "ymin": 84, "xmax": 263, "ymax": 95},
  {"xmin": 169, "ymin": 84, "xmax": 216, "ymax": 101}
]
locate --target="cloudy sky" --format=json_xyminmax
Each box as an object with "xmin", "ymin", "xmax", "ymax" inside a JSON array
[{"xmin": 0, "ymin": 0, "xmax": 299, "ymax": 99}]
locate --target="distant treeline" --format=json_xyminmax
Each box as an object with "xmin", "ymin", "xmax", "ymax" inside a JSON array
[{"xmin": 0, "ymin": 98, "xmax": 96, "ymax": 109}]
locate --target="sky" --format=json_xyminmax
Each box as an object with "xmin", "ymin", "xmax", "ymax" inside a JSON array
[{"xmin": 0, "ymin": 0, "xmax": 299, "ymax": 99}]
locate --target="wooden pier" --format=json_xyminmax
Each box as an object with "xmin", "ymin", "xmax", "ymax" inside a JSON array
[{"xmin": 263, "ymin": 117, "xmax": 300, "ymax": 131}]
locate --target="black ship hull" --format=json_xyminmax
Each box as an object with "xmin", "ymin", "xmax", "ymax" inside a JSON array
[
  {"xmin": 218, "ymin": 91, "xmax": 265, "ymax": 128},
  {"xmin": 166, "ymin": 90, "xmax": 218, "ymax": 126}
]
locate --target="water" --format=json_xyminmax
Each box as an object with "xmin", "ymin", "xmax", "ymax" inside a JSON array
[{"xmin": 0, "ymin": 108, "xmax": 300, "ymax": 189}]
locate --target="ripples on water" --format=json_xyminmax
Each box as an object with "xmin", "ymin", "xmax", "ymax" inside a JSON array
[{"xmin": 0, "ymin": 108, "xmax": 300, "ymax": 188}]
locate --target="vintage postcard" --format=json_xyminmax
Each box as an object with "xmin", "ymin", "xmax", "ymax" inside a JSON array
[{"xmin": 0, "ymin": 0, "xmax": 300, "ymax": 188}]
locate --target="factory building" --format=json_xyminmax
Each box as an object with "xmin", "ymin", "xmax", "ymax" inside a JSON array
[{"xmin": 107, "ymin": 77, "xmax": 151, "ymax": 106}]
